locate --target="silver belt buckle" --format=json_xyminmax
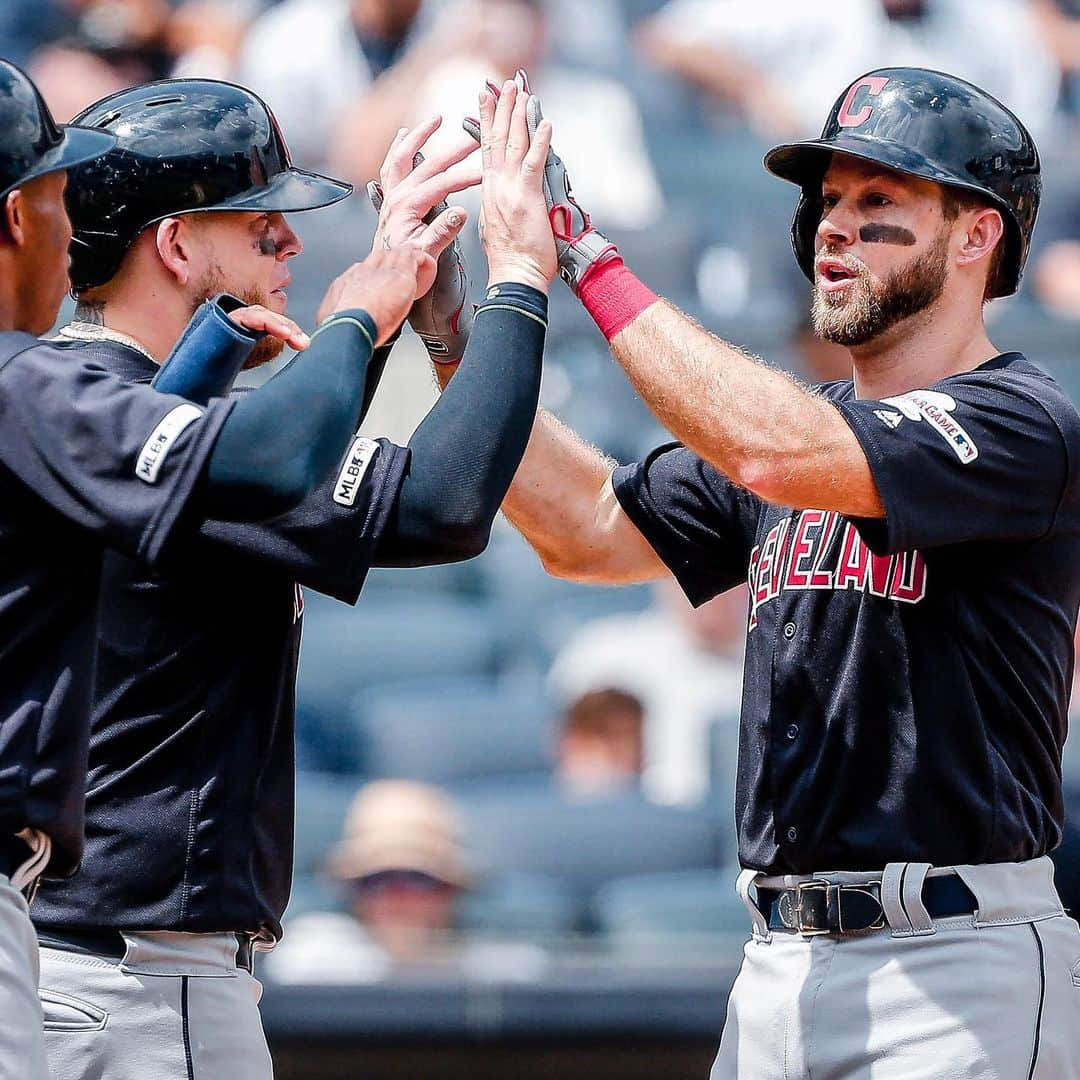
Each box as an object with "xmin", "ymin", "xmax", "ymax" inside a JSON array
[{"xmin": 793, "ymin": 879, "xmax": 831, "ymax": 936}]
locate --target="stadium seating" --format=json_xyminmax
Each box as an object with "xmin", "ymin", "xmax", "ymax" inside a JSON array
[
  {"xmin": 456, "ymin": 782, "xmax": 727, "ymax": 905},
  {"xmin": 591, "ymin": 866, "xmax": 750, "ymax": 946},
  {"xmin": 349, "ymin": 675, "xmax": 556, "ymax": 785},
  {"xmin": 295, "ymin": 595, "xmax": 505, "ymax": 772}
]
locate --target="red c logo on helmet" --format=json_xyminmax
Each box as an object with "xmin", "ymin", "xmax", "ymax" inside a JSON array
[{"xmin": 837, "ymin": 76, "xmax": 890, "ymax": 128}]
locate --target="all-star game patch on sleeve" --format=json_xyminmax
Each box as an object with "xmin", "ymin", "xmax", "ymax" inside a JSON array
[
  {"xmin": 194, "ymin": 436, "xmax": 410, "ymax": 605},
  {"xmin": 612, "ymin": 442, "xmax": 763, "ymax": 606},
  {"xmin": 0, "ymin": 338, "xmax": 233, "ymax": 567},
  {"xmin": 834, "ymin": 355, "xmax": 1080, "ymax": 555}
]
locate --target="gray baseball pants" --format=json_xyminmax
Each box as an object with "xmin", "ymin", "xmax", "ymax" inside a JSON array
[
  {"xmin": 0, "ymin": 875, "xmax": 47, "ymax": 1080},
  {"xmin": 39, "ymin": 931, "xmax": 273, "ymax": 1080},
  {"xmin": 712, "ymin": 856, "xmax": 1080, "ymax": 1079}
]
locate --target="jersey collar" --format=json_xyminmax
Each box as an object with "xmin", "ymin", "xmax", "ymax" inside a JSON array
[{"xmin": 54, "ymin": 322, "xmax": 158, "ymax": 366}]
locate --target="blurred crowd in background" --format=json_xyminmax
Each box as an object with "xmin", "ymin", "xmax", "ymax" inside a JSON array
[{"xmin": 8, "ymin": 0, "xmax": 1080, "ymax": 978}]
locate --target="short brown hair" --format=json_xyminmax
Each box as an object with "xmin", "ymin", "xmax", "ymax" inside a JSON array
[
  {"xmin": 940, "ymin": 187, "xmax": 1006, "ymax": 301},
  {"xmin": 564, "ymin": 688, "xmax": 644, "ymax": 741}
]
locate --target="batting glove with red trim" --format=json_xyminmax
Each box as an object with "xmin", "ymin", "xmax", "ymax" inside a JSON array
[{"xmin": 464, "ymin": 71, "xmax": 620, "ymax": 294}]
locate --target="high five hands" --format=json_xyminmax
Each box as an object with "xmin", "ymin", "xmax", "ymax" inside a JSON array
[
  {"xmin": 465, "ymin": 72, "xmax": 617, "ymax": 293},
  {"xmin": 369, "ymin": 116, "xmax": 480, "ymax": 303},
  {"xmin": 475, "ymin": 79, "xmax": 558, "ymax": 292}
]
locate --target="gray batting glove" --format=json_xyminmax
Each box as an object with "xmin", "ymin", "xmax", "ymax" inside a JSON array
[
  {"xmin": 464, "ymin": 72, "xmax": 619, "ymax": 293},
  {"xmin": 367, "ymin": 159, "xmax": 473, "ymax": 364}
]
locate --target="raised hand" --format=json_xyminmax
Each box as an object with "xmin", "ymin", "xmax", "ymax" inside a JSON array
[
  {"xmin": 369, "ymin": 117, "xmax": 479, "ymax": 300},
  {"xmin": 316, "ymin": 247, "xmax": 435, "ymax": 346},
  {"xmin": 368, "ymin": 155, "xmax": 472, "ymax": 365},
  {"xmin": 476, "ymin": 79, "xmax": 557, "ymax": 291},
  {"xmin": 465, "ymin": 71, "xmax": 618, "ymax": 293}
]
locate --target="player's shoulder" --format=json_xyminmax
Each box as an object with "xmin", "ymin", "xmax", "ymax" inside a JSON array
[
  {"xmin": 0, "ymin": 333, "xmax": 102, "ymax": 381},
  {"xmin": 947, "ymin": 352, "xmax": 1080, "ymax": 432},
  {"xmin": 0, "ymin": 330, "xmax": 42, "ymax": 368},
  {"xmin": 811, "ymin": 378, "xmax": 855, "ymax": 402}
]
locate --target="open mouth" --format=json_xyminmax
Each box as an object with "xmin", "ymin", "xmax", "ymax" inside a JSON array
[{"xmin": 816, "ymin": 259, "xmax": 859, "ymax": 293}]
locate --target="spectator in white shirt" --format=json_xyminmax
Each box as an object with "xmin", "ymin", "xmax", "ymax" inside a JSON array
[{"xmin": 549, "ymin": 581, "xmax": 748, "ymax": 808}]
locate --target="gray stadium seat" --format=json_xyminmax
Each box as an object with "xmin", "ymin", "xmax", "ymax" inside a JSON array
[
  {"xmin": 292, "ymin": 771, "xmax": 358, "ymax": 876},
  {"xmin": 457, "ymin": 784, "xmax": 727, "ymax": 901},
  {"xmin": 459, "ymin": 872, "xmax": 581, "ymax": 938},
  {"xmin": 284, "ymin": 872, "xmax": 347, "ymax": 921},
  {"xmin": 592, "ymin": 866, "xmax": 750, "ymax": 945},
  {"xmin": 349, "ymin": 675, "xmax": 556, "ymax": 784},
  {"xmin": 296, "ymin": 596, "xmax": 505, "ymax": 771},
  {"xmin": 479, "ymin": 530, "xmax": 652, "ymax": 666}
]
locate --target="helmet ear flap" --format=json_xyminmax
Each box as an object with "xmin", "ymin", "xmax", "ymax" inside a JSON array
[{"xmin": 791, "ymin": 191, "xmax": 822, "ymax": 285}]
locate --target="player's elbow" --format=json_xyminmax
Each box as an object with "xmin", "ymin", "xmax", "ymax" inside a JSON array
[
  {"xmin": 536, "ymin": 546, "xmax": 583, "ymax": 580},
  {"xmin": 428, "ymin": 508, "xmax": 494, "ymax": 563},
  {"xmin": 730, "ymin": 455, "xmax": 789, "ymax": 506},
  {"xmin": 442, "ymin": 522, "xmax": 491, "ymax": 563},
  {"xmin": 536, "ymin": 542, "xmax": 612, "ymax": 583}
]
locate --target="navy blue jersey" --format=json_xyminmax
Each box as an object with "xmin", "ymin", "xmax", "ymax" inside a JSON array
[
  {"xmin": 0, "ymin": 332, "xmax": 233, "ymax": 877},
  {"xmin": 613, "ymin": 354, "xmax": 1080, "ymax": 874},
  {"xmin": 32, "ymin": 337, "xmax": 409, "ymax": 939}
]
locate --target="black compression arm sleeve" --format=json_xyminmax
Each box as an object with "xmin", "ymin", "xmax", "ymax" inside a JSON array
[
  {"xmin": 360, "ymin": 333, "xmax": 398, "ymax": 426},
  {"xmin": 202, "ymin": 309, "xmax": 378, "ymax": 520},
  {"xmin": 374, "ymin": 283, "xmax": 547, "ymax": 566}
]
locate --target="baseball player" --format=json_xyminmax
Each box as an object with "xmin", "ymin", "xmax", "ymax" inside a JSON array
[
  {"xmin": 456, "ymin": 73, "xmax": 1080, "ymax": 1076},
  {"xmin": 0, "ymin": 59, "xmax": 430, "ymax": 1080},
  {"xmin": 31, "ymin": 80, "xmax": 555, "ymax": 1079}
]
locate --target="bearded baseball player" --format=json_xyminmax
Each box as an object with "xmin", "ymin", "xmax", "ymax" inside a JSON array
[
  {"xmin": 30, "ymin": 79, "xmax": 555, "ymax": 1079},
  {"xmin": 461, "ymin": 72, "xmax": 1080, "ymax": 1076},
  {"xmin": 0, "ymin": 59, "xmax": 431, "ymax": 1079}
]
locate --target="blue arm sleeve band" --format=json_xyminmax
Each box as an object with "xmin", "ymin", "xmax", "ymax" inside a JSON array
[
  {"xmin": 203, "ymin": 308, "xmax": 378, "ymax": 520},
  {"xmin": 374, "ymin": 282, "xmax": 547, "ymax": 566},
  {"xmin": 151, "ymin": 294, "xmax": 261, "ymax": 405}
]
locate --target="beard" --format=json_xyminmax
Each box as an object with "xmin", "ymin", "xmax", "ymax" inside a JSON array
[
  {"xmin": 193, "ymin": 265, "xmax": 286, "ymax": 368},
  {"xmin": 811, "ymin": 229, "xmax": 950, "ymax": 347}
]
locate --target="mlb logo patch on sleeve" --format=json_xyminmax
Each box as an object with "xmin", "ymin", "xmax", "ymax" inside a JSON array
[
  {"xmin": 333, "ymin": 436, "xmax": 379, "ymax": 507},
  {"xmin": 880, "ymin": 389, "xmax": 979, "ymax": 464},
  {"xmin": 136, "ymin": 404, "xmax": 204, "ymax": 484}
]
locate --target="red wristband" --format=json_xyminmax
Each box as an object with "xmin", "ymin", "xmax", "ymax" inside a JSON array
[{"xmin": 577, "ymin": 257, "xmax": 658, "ymax": 342}]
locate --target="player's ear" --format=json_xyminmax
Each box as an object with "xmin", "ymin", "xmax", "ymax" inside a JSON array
[
  {"xmin": 955, "ymin": 207, "xmax": 1004, "ymax": 271},
  {"xmin": 1, "ymin": 189, "xmax": 26, "ymax": 246},
  {"xmin": 154, "ymin": 217, "xmax": 194, "ymax": 287}
]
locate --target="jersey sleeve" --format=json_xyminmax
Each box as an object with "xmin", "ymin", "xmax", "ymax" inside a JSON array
[
  {"xmin": 0, "ymin": 341, "xmax": 233, "ymax": 567},
  {"xmin": 612, "ymin": 442, "xmax": 763, "ymax": 606},
  {"xmin": 194, "ymin": 436, "xmax": 410, "ymax": 604},
  {"xmin": 834, "ymin": 367, "xmax": 1080, "ymax": 554}
]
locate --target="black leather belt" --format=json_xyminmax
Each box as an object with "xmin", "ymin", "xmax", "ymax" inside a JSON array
[
  {"xmin": 758, "ymin": 874, "xmax": 978, "ymax": 936},
  {"xmin": 37, "ymin": 927, "xmax": 256, "ymax": 972},
  {"xmin": 0, "ymin": 833, "xmax": 31, "ymax": 880}
]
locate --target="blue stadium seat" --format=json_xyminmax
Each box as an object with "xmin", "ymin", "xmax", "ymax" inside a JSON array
[
  {"xmin": 359, "ymin": 561, "xmax": 486, "ymax": 600},
  {"xmin": 457, "ymin": 784, "xmax": 727, "ymax": 900},
  {"xmin": 284, "ymin": 872, "xmax": 347, "ymax": 921},
  {"xmin": 479, "ymin": 531, "xmax": 653, "ymax": 667},
  {"xmin": 1061, "ymin": 728, "xmax": 1080, "ymax": 790},
  {"xmin": 296, "ymin": 596, "xmax": 505, "ymax": 772},
  {"xmin": 592, "ymin": 866, "xmax": 750, "ymax": 944},
  {"xmin": 292, "ymin": 771, "xmax": 358, "ymax": 876},
  {"xmin": 459, "ymin": 872, "xmax": 581, "ymax": 938},
  {"xmin": 349, "ymin": 675, "xmax": 557, "ymax": 784}
]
